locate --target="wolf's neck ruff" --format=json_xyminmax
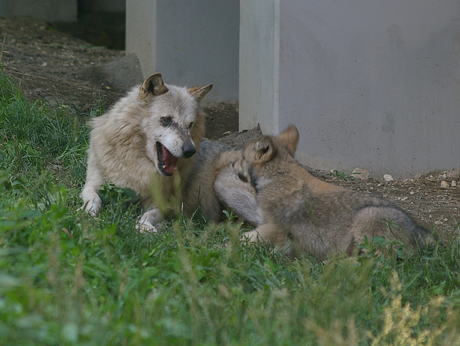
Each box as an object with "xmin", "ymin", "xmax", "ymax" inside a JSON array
[{"xmin": 156, "ymin": 141, "xmax": 178, "ymax": 176}]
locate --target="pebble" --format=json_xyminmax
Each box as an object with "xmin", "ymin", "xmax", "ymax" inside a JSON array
[
  {"xmin": 352, "ymin": 168, "xmax": 370, "ymax": 181},
  {"xmin": 383, "ymin": 174, "xmax": 394, "ymax": 182},
  {"xmin": 443, "ymin": 169, "xmax": 460, "ymax": 180},
  {"xmin": 452, "ymin": 181, "xmax": 457, "ymax": 187},
  {"xmin": 414, "ymin": 173, "xmax": 422, "ymax": 179},
  {"xmin": 440, "ymin": 181, "xmax": 449, "ymax": 188}
]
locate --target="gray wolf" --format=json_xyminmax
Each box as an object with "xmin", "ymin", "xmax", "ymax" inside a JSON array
[
  {"xmin": 81, "ymin": 73, "xmax": 212, "ymax": 232},
  {"xmin": 224, "ymin": 125, "xmax": 432, "ymax": 260},
  {"xmin": 182, "ymin": 140, "xmax": 261, "ymax": 226}
]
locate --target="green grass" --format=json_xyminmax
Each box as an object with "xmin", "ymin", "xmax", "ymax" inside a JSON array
[
  {"xmin": 328, "ymin": 170, "xmax": 356, "ymax": 181},
  {"xmin": 1, "ymin": 70, "xmax": 460, "ymax": 345}
]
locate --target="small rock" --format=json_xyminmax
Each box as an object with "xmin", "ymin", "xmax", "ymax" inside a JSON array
[
  {"xmin": 352, "ymin": 168, "xmax": 370, "ymax": 181},
  {"xmin": 445, "ymin": 168, "xmax": 460, "ymax": 180},
  {"xmin": 440, "ymin": 181, "xmax": 449, "ymax": 188},
  {"xmin": 383, "ymin": 174, "xmax": 394, "ymax": 182},
  {"xmin": 414, "ymin": 174, "xmax": 422, "ymax": 179},
  {"xmin": 452, "ymin": 181, "xmax": 457, "ymax": 187},
  {"xmin": 409, "ymin": 191, "xmax": 415, "ymax": 195}
]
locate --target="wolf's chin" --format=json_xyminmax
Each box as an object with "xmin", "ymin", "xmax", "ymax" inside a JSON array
[{"xmin": 155, "ymin": 141, "xmax": 178, "ymax": 176}]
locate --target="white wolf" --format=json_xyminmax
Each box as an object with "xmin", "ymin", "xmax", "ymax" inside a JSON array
[{"xmin": 81, "ymin": 73, "xmax": 212, "ymax": 232}]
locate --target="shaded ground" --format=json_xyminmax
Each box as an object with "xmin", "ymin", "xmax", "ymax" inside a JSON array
[
  {"xmin": 0, "ymin": 15, "xmax": 239, "ymax": 138},
  {"xmin": 1, "ymin": 15, "xmax": 458, "ymax": 239}
]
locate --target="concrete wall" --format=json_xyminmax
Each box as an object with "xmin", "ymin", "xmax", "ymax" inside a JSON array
[
  {"xmin": 126, "ymin": 0, "xmax": 156, "ymax": 78},
  {"xmin": 0, "ymin": 0, "xmax": 77, "ymax": 22},
  {"xmin": 240, "ymin": 0, "xmax": 460, "ymax": 179},
  {"xmin": 126, "ymin": 0, "xmax": 239, "ymax": 103},
  {"xmin": 239, "ymin": 0, "xmax": 280, "ymax": 133},
  {"xmin": 79, "ymin": 0, "xmax": 125, "ymax": 12}
]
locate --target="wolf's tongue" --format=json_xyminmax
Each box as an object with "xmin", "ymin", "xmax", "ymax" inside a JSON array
[{"xmin": 162, "ymin": 145, "xmax": 178, "ymax": 175}]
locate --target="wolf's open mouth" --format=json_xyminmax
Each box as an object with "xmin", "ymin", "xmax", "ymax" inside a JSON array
[{"xmin": 156, "ymin": 141, "xmax": 178, "ymax": 176}]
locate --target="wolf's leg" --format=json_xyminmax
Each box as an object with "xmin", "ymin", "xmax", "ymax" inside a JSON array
[
  {"xmin": 241, "ymin": 223, "xmax": 288, "ymax": 247},
  {"xmin": 214, "ymin": 165, "xmax": 262, "ymax": 226},
  {"xmin": 136, "ymin": 207, "xmax": 163, "ymax": 233},
  {"xmin": 81, "ymin": 156, "xmax": 104, "ymax": 216}
]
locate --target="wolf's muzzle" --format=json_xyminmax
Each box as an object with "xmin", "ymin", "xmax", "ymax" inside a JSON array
[{"xmin": 182, "ymin": 143, "xmax": 196, "ymax": 158}]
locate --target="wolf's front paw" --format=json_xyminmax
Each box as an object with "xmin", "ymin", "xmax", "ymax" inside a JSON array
[
  {"xmin": 135, "ymin": 220, "xmax": 159, "ymax": 234},
  {"xmin": 80, "ymin": 196, "xmax": 102, "ymax": 217},
  {"xmin": 136, "ymin": 208, "xmax": 163, "ymax": 234}
]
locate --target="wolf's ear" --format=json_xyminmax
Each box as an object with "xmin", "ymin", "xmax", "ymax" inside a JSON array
[
  {"xmin": 139, "ymin": 73, "xmax": 169, "ymax": 100},
  {"xmin": 253, "ymin": 137, "xmax": 275, "ymax": 163},
  {"xmin": 275, "ymin": 125, "xmax": 299, "ymax": 157},
  {"xmin": 189, "ymin": 84, "xmax": 213, "ymax": 102}
]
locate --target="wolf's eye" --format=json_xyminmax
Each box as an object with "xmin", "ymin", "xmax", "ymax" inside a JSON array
[
  {"xmin": 188, "ymin": 122, "xmax": 194, "ymax": 129},
  {"xmin": 238, "ymin": 172, "xmax": 248, "ymax": 183},
  {"xmin": 161, "ymin": 116, "xmax": 173, "ymax": 125}
]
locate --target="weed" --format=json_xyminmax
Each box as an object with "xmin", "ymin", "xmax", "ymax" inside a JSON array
[
  {"xmin": 0, "ymin": 37, "xmax": 5, "ymax": 69},
  {"xmin": 329, "ymin": 169, "xmax": 356, "ymax": 181}
]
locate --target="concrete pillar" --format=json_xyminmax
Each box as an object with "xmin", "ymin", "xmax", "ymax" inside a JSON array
[
  {"xmin": 126, "ymin": 0, "xmax": 157, "ymax": 78},
  {"xmin": 239, "ymin": 0, "xmax": 280, "ymax": 133},
  {"xmin": 240, "ymin": 0, "xmax": 460, "ymax": 179},
  {"xmin": 126, "ymin": 0, "xmax": 239, "ymax": 103}
]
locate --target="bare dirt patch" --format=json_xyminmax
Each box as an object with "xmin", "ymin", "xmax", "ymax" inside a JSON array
[{"xmin": 1, "ymin": 15, "xmax": 458, "ymax": 239}]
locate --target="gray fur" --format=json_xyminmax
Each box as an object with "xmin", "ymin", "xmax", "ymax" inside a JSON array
[
  {"xmin": 228, "ymin": 125, "xmax": 432, "ymax": 260},
  {"xmin": 183, "ymin": 140, "xmax": 261, "ymax": 225}
]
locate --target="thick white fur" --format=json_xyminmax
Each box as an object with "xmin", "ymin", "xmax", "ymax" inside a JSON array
[{"xmin": 81, "ymin": 74, "xmax": 212, "ymax": 232}]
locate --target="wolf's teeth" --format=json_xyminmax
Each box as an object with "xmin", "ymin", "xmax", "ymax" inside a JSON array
[{"xmin": 162, "ymin": 164, "xmax": 166, "ymax": 170}]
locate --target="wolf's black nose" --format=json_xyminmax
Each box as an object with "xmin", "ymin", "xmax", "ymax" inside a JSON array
[{"xmin": 182, "ymin": 143, "xmax": 196, "ymax": 158}]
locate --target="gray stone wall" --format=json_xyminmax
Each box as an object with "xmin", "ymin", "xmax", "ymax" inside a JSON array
[
  {"xmin": 240, "ymin": 0, "xmax": 460, "ymax": 179},
  {"xmin": 126, "ymin": 0, "xmax": 239, "ymax": 103}
]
